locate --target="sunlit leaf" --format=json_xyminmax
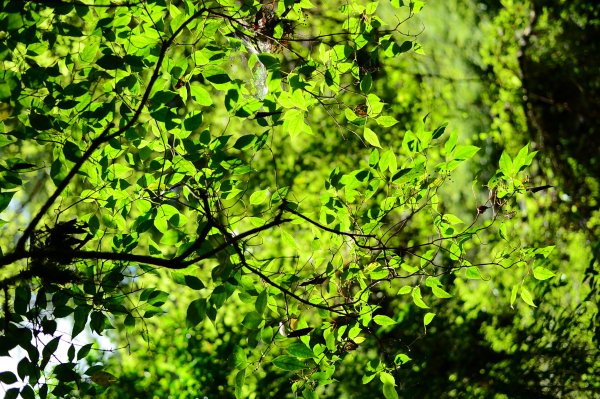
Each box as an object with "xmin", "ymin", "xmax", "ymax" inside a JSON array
[
  {"xmin": 520, "ymin": 287, "xmax": 537, "ymax": 307},
  {"xmin": 423, "ymin": 312, "xmax": 435, "ymax": 327},
  {"xmin": 364, "ymin": 127, "xmax": 382, "ymax": 148},
  {"xmin": 533, "ymin": 266, "xmax": 555, "ymax": 280},
  {"xmin": 373, "ymin": 315, "xmax": 397, "ymax": 326}
]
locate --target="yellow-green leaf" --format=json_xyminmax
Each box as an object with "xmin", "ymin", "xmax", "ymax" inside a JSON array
[
  {"xmin": 364, "ymin": 127, "xmax": 382, "ymax": 148},
  {"xmin": 373, "ymin": 315, "xmax": 397, "ymax": 326},
  {"xmin": 250, "ymin": 189, "xmax": 269, "ymax": 205},
  {"xmin": 533, "ymin": 266, "xmax": 555, "ymax": 280},
  {"xmin": 423, "ymin": 312, "xmax": 435, "ymax": 326},
  {"xmin": 510, "ymin": 285, "xmax": 518, "ymax": 309},
  {"xmin": 520, "ymin": 287, "xmax": 537, "ymax": 307}
]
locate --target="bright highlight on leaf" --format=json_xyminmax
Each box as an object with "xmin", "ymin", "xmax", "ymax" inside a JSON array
[
  {"xmin": 374, "ymin": 315, "xmax": 397, "ymax": 326},
  {"xmin": 520, "ymin": 287, "xmax": 537, "ymax": 307},
  {"xmin": 364, "ymin": 127, "xmax": 382, "ymax": 148},
  {"xmin": 533, "ymin": 266, "xmax": 555, "ymax": 280},
  {"xmin": 424, "ymin": 312, "xmax": 436, "ymax": 326}
]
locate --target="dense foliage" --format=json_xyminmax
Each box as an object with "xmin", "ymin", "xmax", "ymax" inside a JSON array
[{"xmin": 0, "ymin": 0, "xmax": 597, "ymax": 398}]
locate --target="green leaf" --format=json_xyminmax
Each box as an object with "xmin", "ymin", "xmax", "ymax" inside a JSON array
[
  {"xmin": 250, "ymin": 189, "xmax": 269, "ymax": 205},
  {"xmin": 382, "ymin": 383, "xmax": 399, "ymax": 399},
  {"xmin": 190, "ymin": 83, "xmax": 213, "ymax": 106},
  {"xmin": 373, "ymin": 315, "xmax": 397, "ymax": 326},
  {"xmin": 172, "ymin": 272, "xmax": 205, "ymax": 290},
  {"xmin": 50, "ymin": 158, "xmax": 68, "ymax": 186},
  {"xmin": 423, "ymin": 312, "xmax": 435, "ymax": 326},
  {"xmin": 241, "ymin": 311, "xmax": 262, "ymax": 329},
  {"xmin": 453, "ymin": 145, "xmax": 479, "ymax": 160},
  {"xmin": 186, "ymin": 298, "xmax": 207, "ymax": 327},
  {"xmin": 510, "ymin": 285, "xmax": 519, "ymax": 309},
  {"xmin": 5, "ymin": 388, "xmax": 19, "ymax": 399},
  {"xmin": 411, "ymin": 287, "xmax": 429, "ymax": 309},
  {"xmin": 499, "ymin": 151, "xmax": 514, "ymax": 176},
  {"xmin": 287, "ymin": 342, "xmax": 314, "ymax": 359},
  {"xmin": 233, "ymin": 345, "xmax": 247, "ymax": 369},
  {"xmin": 367, "ymin": 93, "xmax": 384, "ymax": 116},
  {"xmin": 0, "ymin": 371, "xmax": 18, "ymax": 384},
  {"xmin": 398, "ymin": 286, "xmax": 412, "ymax": 295},
  {"xmin": 145, "ymin": 290, "xmax": 169, "ymax": 306},
  {"xmin": 465, "ymin": 266, "xmax": 483, "ymax": 279},
  {"xmin": 42, "ymin": 336, "xmax": 61, "ymax": 360},
  {"xmin": 394, "ymin": 353, "xmax": 411, "ymax": 365},
  {"xmin": 513, "ymin": 143, "xmax": 530, "ymax": 172},
  {"xmin": 369, "ymin": 148, "xmax": 380, "ymax": 167},
  {"xmin": 360, "ymin": 73, "xmax": 372, "ymax": 93},
  {"xmin": 29, "ymin": 112, "xmax": 53, "ymax": 130},
  {"xmin": 283, "ymin": 109, "xmax": 312, "ymax": 137},
  {"xmin": 77, "ymin": 343, "xmax": 93, "ymax": 361},
  {"xmin": 345, "ymin": 107, "xmax": 358, "ymax": 122},
  {"xmin": 72, "ymin": 306, "xmax": 89, "ymax": 338},
  {"xmin": 379, "ymin": 149, "xmax": 397, "ymax": 173},
  {"xmin": 234, "ymin": 369, "xmax": 245, "ymax": 399},
  {"xmin": 0, "ymin": 192, "xmax": 15, "ymax": 213},
  {"xmin": 444, "ymin": 130, "xmax": 458, "ymax": 154},
  {"xmin": 432, "ymin": 123, "xmax": 447, "ymax": 139},
  {"xmin": 431, "ymin": 286, "xmax": 452, "ymax": 299},
  {"xmin": 302, "ymin": 388, "xmax": 319, "ymax": 399},
  {"xmin": 234, "ymin": 134, "xmax": 257, "ymax": 150},
  {"xmin": 90, "ymin": 311, "xmax": 109, "ymax": 334},
  {"xmin": 272, "ymin": 355, "xmax": 307, "ymax": 371},
  {"xmin": 20, "ymin": 385, "xmax": 35, "ymax": 399},
  {"xmin": 17, "ymin": 357, "xmax": 32, "ymax": 380},
  {"xmin": 536, "ymin": 246, "xmax": 555, "ymax": 258},
  {"xmin": 376, "ymin": 115, "xmax": 398, "ymax": 128},
  {"xmin": 392, "ymin": 163, "xmax": 425, "ymax": 185},
  {"xmin": 96, "ymin": 54, "xmax": 123, "ymax": 70},
  {"xmin": 183, "ymin": 112, "xmax": 203, "ymax": 132},
  {"xmin": 153, "ymin": 215, "xmax": 168, "ymax": 233},
  {"xmin": 442, "ymin": 214, "xmax": 464, "ymax": 225},
  {"xmin": 533, "ymin": 266, "xmax": 555, "ymax": 280},
  {"xmin": 520, "ymin": 287, "xmax": 537, "ymax": 307},
  {"xmin": 255, "ymin": 289, "xmax": 268, "ymax": 314},
  {"xmin": 380, "ymin": 372, "xmax": 395, "ymax": 386},
  {"xmin": 364, "ymin": 127, "xmax": 381, "ymax": 148}
]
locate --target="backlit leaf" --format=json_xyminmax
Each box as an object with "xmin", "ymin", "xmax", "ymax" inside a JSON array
[{"xmin": 364, "ymin": 127, "xmax": 381, "ymax": 148}]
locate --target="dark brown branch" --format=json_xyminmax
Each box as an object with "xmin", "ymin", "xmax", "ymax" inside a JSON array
[
  {"xmin": 185, "ymin": 215, "xmax": 291, "ymax": 265},
  {"xmin": 283, "ymin": 205, "xmax": 375, "ymax": 240},
  {"xmin": 242, "ymin": 257, "xmax": 344, "ymax": 314}
]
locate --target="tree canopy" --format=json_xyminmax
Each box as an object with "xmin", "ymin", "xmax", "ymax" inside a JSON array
[{"xmin": 1, "ymin": 0, "xmax": 598, "ymax": 398}]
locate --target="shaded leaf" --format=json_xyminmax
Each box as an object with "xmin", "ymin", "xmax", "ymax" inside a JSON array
[
  {"xmin": 0, "ymin": 371, "xmax": 18, "ymax": 384},
  {"xmin": 234, "ymin": 369, "xmax": 245, "ymax": 399},
  {"xmin": 272, "ymin": 355, "xmax": 307, "ymax": 371},
  {"xmin": 287, "ymin": 342, "xmax": 314, "ymax": 359},
  {"xmin": 186, "ymin": 298, "xmax": 207, "ymax": 327}
]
